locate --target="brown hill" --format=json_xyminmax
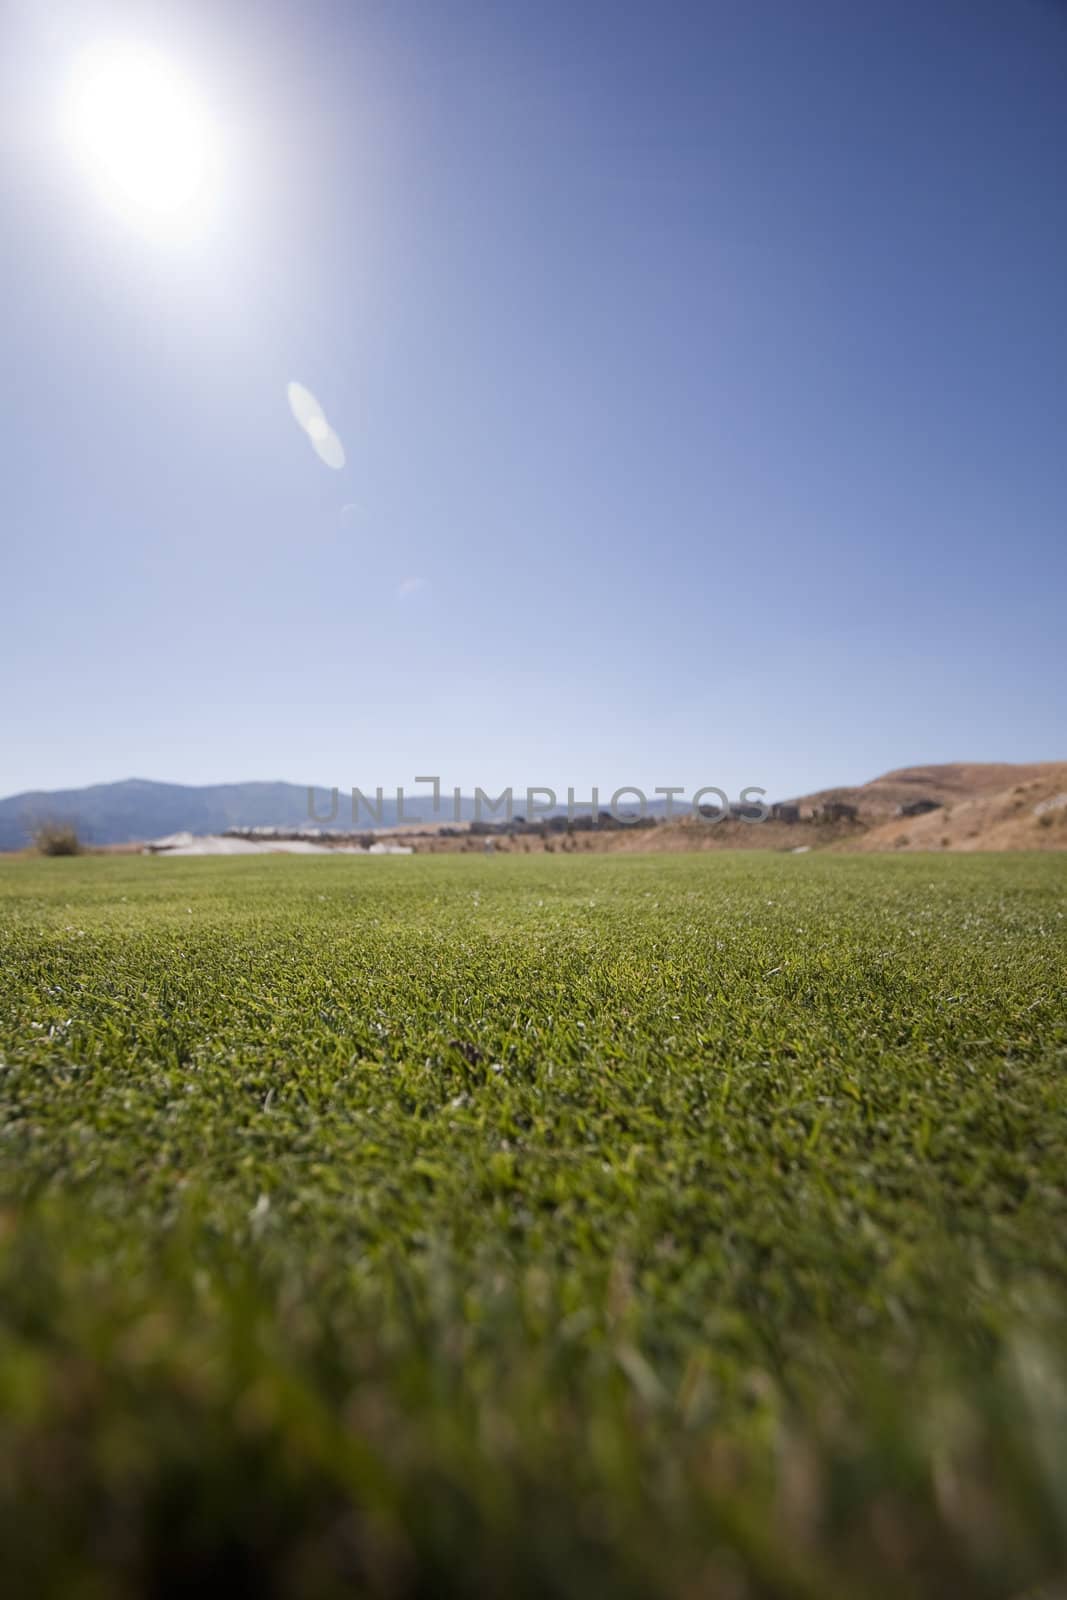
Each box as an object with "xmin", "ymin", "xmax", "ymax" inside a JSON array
[
  {"xmin": 791, "ymin": 762, "xmax": 1061, "ymax": 818},
  {"xmin": 833, "ymin": 763, "xmax": 1067, "ymax": 852},
  {"xmin": 537, "ymin": 763, "xmax": 1067, "ymax": 854}
]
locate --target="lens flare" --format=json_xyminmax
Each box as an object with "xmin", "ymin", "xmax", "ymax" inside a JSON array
[{"xmin": 287, "ymin": 382, "xmax": 346, "ymax": 470}]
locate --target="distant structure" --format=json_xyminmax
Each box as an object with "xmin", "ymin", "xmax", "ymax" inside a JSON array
[
  {"xmin": 771, "ymin": 802, "xmax": 800, "ymax": 824},
  {"xmin": 898, "ymin": 798, "xmax": 942, "ymax": 818},
  {"xmin": 819, "ymin": 800, "xmax": 859, "ymax": 824},
  {"xmin": 144, "ymin": 829, "xmax": 413, "ymax": 856}
]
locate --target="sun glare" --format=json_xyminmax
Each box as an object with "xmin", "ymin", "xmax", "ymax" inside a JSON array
[{"xmin": 64, "ymin": 44, "xmax": 217, "ymax": 231}]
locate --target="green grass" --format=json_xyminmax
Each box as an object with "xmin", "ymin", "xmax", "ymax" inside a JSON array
[{"xmin": 1, "ymin": 851, "xmax": 1066, "ymax": 1598}]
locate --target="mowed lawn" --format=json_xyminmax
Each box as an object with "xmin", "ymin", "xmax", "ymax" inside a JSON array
[{"xmin": 1, "ymin": 851, "xmax": 1065, "ymax": 1598}]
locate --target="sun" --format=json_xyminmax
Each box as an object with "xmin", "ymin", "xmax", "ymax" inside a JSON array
[{"xmin": 63, "ymin": 44, "xmax": 218, "ymax": 232}]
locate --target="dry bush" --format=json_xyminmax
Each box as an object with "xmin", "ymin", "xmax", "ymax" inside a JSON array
[{"xmin": 32, "ymin": 821, "xmax": 83, "ymax": 856}]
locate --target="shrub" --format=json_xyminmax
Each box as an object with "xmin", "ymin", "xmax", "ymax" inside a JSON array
[{"xmin": 32, "ymin": 821, "xmax": 83, "ymax": 856}]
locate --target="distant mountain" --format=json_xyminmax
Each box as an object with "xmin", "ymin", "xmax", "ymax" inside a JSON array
[
  {"xmin": 0, "ymin": 778, "xmax": 710, "ymax": 851},
  {"xmin": 0, "ymin": 778, "xmax": 475, "ymax": 851},
  {"xmin": 8, "ymin": 766, "xmax": 1061, "ymax": 854},
  {"xmin": 0, "ymin": 779, "xmax": 312, "ymax": 851}
]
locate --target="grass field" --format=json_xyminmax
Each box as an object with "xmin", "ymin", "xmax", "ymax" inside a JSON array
[{"xmin": 1, "ymin": 851, "xmax": 1066, "ymax": 1598}]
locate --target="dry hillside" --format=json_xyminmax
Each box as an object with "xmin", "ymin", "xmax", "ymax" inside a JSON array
[
  {"xmin": 795, "ymin": 762, "xmax": 1063, "ymax": 820},
  {"xmin": 445, "ymin": 763, "xmax": 1067, "ymax": 854},
  {"xmin": 835, "ymin": 763, "xmax": 1067, "ymax": 852},
  {"xmin": 596, "ymin": 763, "xmax": 1065, "ymax": 854}
]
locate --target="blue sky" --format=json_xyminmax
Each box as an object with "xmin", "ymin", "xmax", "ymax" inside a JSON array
[{"xmin": 2, "ymin": 0, "xmax": 1065, "ymax": 803}]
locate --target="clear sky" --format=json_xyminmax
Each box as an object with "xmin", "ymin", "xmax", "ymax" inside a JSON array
[{"xmin": 3, "ymin": 0, "xmax": 1065, "ymax": 803}]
